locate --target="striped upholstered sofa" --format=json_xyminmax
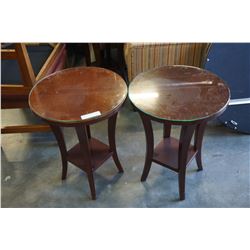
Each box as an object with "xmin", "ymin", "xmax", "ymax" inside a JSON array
[{"xmin": 124, "ymin": 43, "xmax": 211, "ymax": 82}]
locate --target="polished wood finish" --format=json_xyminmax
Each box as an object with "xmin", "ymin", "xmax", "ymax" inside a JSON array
[
  {"xmin": 129, "ymin": 65, "xmax": 230, "ymax": 124},
  {"xmin": 1, "ymin": 43, "xmax": 66, "ymax": 133},
  {"xmin": 129, "ymin": 65, "xmax": 230, "ymax": 200},
  {"xmin": 29, "ymin": 67, "xmax": 127, "ymax": 200},
  {"xmin": 29, "ymin": 67, "xmax": 127, "ymax": 125}
]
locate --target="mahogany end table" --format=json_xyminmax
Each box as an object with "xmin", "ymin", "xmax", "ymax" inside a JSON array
[
  {"xmin": 29, "ymin": 67, "xmax": 127, "ymax": 200},
  {"xmin": 129, "ymin": 65, "xmax": 230, "ymax": 200}
]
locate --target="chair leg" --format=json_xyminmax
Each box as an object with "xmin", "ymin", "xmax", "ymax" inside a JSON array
[{"xmin": 139, "ymin": 112, "xmax": 154, "ymax": 182}]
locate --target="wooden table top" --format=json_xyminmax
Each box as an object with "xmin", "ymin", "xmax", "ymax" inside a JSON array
[
  {"xmin": 129, "ymin": 65, "xmax": 230, "ymax": 123},
  {"xmin": 29, "ymin": 67, "xmax": 127, "ymax": 124}
]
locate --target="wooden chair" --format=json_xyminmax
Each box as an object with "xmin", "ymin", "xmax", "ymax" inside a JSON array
[{"xmin": 1, "ymin": 43, "xmax": 66, "ymax": 134}]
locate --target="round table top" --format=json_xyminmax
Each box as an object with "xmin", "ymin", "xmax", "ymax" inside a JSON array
[
  {"xmin": 129, "ymin": 65, "xmax": 230, "ymax": 123},
  {"xmin": 29, "ymin": 67, "xmax": 127, "ymax": 124}
]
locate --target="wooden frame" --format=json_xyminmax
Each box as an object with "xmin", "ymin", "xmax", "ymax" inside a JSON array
[{"xmin": 1, "ymin": 43, "xmax": 66, "ymax": 133}]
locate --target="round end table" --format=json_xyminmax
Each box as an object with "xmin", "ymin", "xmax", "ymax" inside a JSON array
[
  {"xmin": 29, "ymin": 66, "xmax": 127, "ymax": 200},
  {"xmin": 129, "ymin": 65, "xmax": 230, "ymax": 200}
]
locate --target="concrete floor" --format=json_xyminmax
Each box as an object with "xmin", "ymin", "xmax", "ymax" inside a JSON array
[{"xmin": 1, "ymin": 100, "xmax": 250, "ymax": 207}]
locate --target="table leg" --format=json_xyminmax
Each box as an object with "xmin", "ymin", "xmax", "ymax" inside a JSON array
[
  {"xmin": 75, "ymin": 125, "xmax": 96, "ymax": 200},
  {"xmin": 194, "ymin": 122, "xmax": 207, "ymax": 171},
  {"xmin": 139, "ymin": 113, "xmax": 154, "ymax": 182},
  {"xmin": 178, "ymin": 125, "xmax": 196, "ymax": 200},
  {"xmin": 86, "ymin": 125, "xmax": 91, "ymax": 139},
  {"xmin": 163, "ymin": 123, "xmax": 171, "ymax": 138},
  {"xmin": 108, "ymin": 113, "xmax": 124, "ymax": 173},
  {"xmin": 50, "ymin": 124, "xmax": 68, "ymax": 180}
]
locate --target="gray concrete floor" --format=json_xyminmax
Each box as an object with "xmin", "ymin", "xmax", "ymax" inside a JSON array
[{"xmin": 1, "ymin": 100, "xmax": 250, "ymax": 207}]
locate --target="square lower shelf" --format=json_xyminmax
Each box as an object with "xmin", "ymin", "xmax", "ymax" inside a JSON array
[
  {"xmin": 153, "ymin": 137, "xmax": 197, "ymax": 172},
  {"xmin": 67, "ymin": 138, "xmax": 112, "ymax": 172}
]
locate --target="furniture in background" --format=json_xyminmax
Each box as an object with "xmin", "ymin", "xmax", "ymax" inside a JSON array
[
  {"xmin": 65, "ymin": 43, "xmax": 105, "ymax": 67},
  {"xmin": 205, "ymin": 43, "xmax": 250, "ymax": 134},
  {"xmin": 104, "ymin": 43, "xmax": 128, "ymax": 81},
  {"xmin": 124, "ymin": 43, "xmax": 211, "ymax": 82},
  {"xmin": 1, "ymin": 43, "xmax": 66, "ymax": 134},
  {"xmin": 66, "ymin": 43, "xmax": 128, "ymax": 80},
  {"xmin": 129, "ymin": 65, "xmax": 230, "ymax": 200},
  {"xmin": 29, "ymin": 67, "xmax": 127, "ymax": 200}
]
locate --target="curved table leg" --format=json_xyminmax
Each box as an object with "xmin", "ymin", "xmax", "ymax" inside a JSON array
[
  {"xmin": 163, "ymin": 123, "xmax": 171, "ymax": 138},
  {"xmin": 178, "ymin": 125, "xmax": 196, "ymax": 200},
  {"xmin": 194, "ymin": 122, "xmax": 207, "ymax": 171},
  {"xmin": 108, "ymin": 113, "xmax": 124, "ymax": 173},
  {"xmin": 50, "ymin": 124, "xmax": 68, "ymax": 180},
  {"xmin": 75, "ymin": 125, "xmax": 96, "ymax": 200},
  {"xmin": 139, "ymin": 112, "xmax": 154, "ymax": 182}
]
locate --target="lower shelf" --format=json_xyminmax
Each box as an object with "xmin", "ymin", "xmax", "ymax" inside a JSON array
[
  {"xmin": 67, "ymin": 138, "xmax": 112, "ymax": 172},
  {"xmin": 153, "ymin": 137, "xmax": 197, "ymax": 172}
]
